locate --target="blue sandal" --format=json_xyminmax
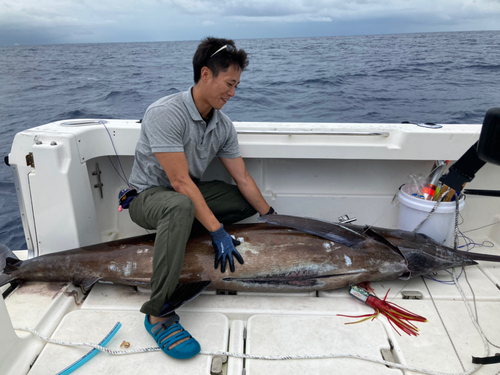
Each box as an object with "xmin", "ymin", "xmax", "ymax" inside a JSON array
[{"xmin": 144, "ymin": 314, "xmax": 201, "ymax": 359}]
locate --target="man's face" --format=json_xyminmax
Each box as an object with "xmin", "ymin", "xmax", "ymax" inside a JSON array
[{"xmin": 206, "ymin": 64, "xmax": 241, "ymax": 110}]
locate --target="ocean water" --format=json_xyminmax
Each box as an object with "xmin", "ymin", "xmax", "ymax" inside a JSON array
[{"xmin": 1, "ymin": 31, "xmax": 499, "ymax": 250}]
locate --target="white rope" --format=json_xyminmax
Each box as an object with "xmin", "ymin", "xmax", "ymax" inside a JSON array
[
  {"xmin": 422, "ymin": 277, "xmax": 466, "ymax": 372},
  {"xmin": 451, "ymin": 267, "xmax": 490, "ymax": 372},
  {"xmin": 13, "ymin": 327, "xmax": 159, "ymax": 355},
  {"xmin": 13, "ymin": 325, "xmax": 483, "ymax": 375},
  {"xmin": 462, "ymin": 221, "xmax": 500, "ymax": 233}
]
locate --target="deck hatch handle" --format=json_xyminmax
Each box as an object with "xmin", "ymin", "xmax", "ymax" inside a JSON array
[
  {"xmin": 210, "ymin": 356, "xmax": 223, "ymax": 375},
  {"xmin": 401, "ymin": 291, "xmax": 423, "ymax": 300}
]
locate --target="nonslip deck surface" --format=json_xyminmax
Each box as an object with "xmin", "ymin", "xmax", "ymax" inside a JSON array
[
  {"xmin": 28, "ymin": 310, "xmax": 228, "ymax": 375},
  {"xmin": 3, "ymin": 240, "xmax": 500, "ymax": 375}
]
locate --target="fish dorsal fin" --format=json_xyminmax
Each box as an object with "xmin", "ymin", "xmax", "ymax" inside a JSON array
[
  {"xmin": 260, "ymin": 214, "xmax": 366, "ymax": 248},
  {"xmin": 159, "ymin": 281, "xmax": 211, "ymax": 317},
  {"xmin": 1, "ymin": 243, "xmax": 20, "ymax": 274}
]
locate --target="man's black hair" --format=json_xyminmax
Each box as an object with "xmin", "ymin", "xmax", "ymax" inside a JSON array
[{"xmin": 193, "ymin": 37, "xmax": 249, "ymax": 83}]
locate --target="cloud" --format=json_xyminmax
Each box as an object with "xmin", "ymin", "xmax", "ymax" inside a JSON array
[
  {"xmin": 0, "ymin": 0, "xmax": 499, "ymax": 45},
  {"xmin": 229, "ymin": 14, "xmax": 332, "ymax": 23},
  {"xmin": 163, "ymin": 0, "xmax": 328, "ymax": 18},
  {"xmin": 0, "ymin": 0, "xmax": 184, "ymax": 44},
  {"xmin": 162, "ymin": 0, "xmax": 500, "ymax": 22},
  {"xmin": 0, "ymin": 0, "xmax": 117, "ymax": 36}
]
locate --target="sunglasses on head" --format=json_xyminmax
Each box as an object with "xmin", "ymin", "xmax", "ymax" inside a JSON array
[{"xmin": 210, "ymin": 44, "xmax": 235, "ymax": 58}]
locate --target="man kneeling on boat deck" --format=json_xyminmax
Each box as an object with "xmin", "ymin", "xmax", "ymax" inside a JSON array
[{"xmin": 127, "ymin": 37, "xmax": 275, "ymax": 359}]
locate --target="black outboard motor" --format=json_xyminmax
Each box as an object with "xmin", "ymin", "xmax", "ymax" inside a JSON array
[
  {"xmin": 439, "ymin": 108, "xmax": 500, "ymax": 197},
  {"xmin": 477, "ymin": 108, "xmax": 500, "ymax": 166}
]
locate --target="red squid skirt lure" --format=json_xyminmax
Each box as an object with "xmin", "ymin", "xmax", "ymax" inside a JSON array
[{"xmin": 338, "ymin": 285, "xmax": 427, "ymax": 336}]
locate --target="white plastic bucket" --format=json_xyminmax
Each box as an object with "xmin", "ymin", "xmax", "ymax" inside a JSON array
[{"xmin": 398, "ymin": 184, "xmax": 465, "ymax": 246}]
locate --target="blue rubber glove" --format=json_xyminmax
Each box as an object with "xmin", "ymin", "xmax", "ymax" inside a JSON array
[
  {"xmin": 209, "ymin": 224, "xmax": 244, "ymax": 273},
  {"xmin": 265, "ymin": 206, "xmax": 276, "ymax": 215}
]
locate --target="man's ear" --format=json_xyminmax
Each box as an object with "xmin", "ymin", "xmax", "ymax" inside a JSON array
[{"xmin": 200, "ymin": 66, "xmax": 212, "ymax": 83}]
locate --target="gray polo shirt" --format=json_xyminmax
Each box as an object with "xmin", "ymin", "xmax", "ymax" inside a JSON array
[{"xmin": 129, "ymin": 88, "xmax": 241, "ymax": 193}]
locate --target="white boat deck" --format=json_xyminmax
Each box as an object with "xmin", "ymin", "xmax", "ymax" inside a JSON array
[
  {"xmin": 3, "ymin": 119, "xmax": 500, "ymax": 375},
  {"xmin": 3, "ymin": 235, "xmax": 500, "ymax": 375}
]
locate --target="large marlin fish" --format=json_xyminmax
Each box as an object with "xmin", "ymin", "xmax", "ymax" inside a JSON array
[{"xmin": 1, "ymin": 215, "xmax": 498, "ymax": 310}]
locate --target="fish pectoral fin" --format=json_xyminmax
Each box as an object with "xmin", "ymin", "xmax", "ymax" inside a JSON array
[
  {"xmin": 260, "ymin": 214, "xmax": 366, "ymax": 247},
  {"xmin": 159, "ymin": 281, "xmax": 211, "ymax": 317},
  {"xmin": 73, "ymin": 277, "xmax": 101, "ymax": 293}
]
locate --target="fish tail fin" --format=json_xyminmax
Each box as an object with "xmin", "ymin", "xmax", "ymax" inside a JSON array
[
  {"xmin": 0, "ymin": 243, "xmax": 22, "ymax": 288},
  {"xmin": 455, "ymin": 249, "xmax": 500, "ymax": 263}
]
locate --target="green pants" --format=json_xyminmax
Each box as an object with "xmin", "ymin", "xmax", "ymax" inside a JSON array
[{"xmin": 129, "ymin": 180, "xmax": 257, "ymax": 316}]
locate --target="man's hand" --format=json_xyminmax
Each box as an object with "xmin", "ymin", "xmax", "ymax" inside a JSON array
[
  {"xmin": 210, "ymin": 224, "xmax": 244, "ymax": 273},
  {"xmin": 264, "ymin": 206, "xmax": 277, "ymax": 215}
]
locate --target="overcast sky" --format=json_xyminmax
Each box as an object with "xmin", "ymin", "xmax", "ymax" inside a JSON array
[{"xmin": 1, "ymin": 0, "xmax": 500, "ymax": 46}]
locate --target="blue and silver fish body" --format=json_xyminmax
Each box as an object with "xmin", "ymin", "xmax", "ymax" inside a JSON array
[{"xmin": 0, "ymin": 215, "xmax": 486, "ymax": 301}]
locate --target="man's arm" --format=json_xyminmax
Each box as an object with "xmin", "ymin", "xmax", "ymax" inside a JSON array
[
  {"xmin": 155, "ymin": 152, "xmax": 221, "ymax": 232},
  {"xmin": 220, "ymin": 156, "xmax": 271, "ymax": 215}
]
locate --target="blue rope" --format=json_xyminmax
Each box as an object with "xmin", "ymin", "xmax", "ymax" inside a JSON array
[
  {"xmin": 56, "ymin": 322, "xmax": 122, "ymax": 375},
  {"xmin": 108, "ymin": 156, "xmax": 130, "ymax": 186}
]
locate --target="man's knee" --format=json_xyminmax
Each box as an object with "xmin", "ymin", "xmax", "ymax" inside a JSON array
[
  {"xmin": 172, "ymin": 194, "xmax": 195, "ymax": 214},
  {"xmin": 160, "ymin": 193, "xmax": 195, "ymax": 219},
  {"xmin": 132, "ymin": 189, "xmax": 195, "ymax": 229}
]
